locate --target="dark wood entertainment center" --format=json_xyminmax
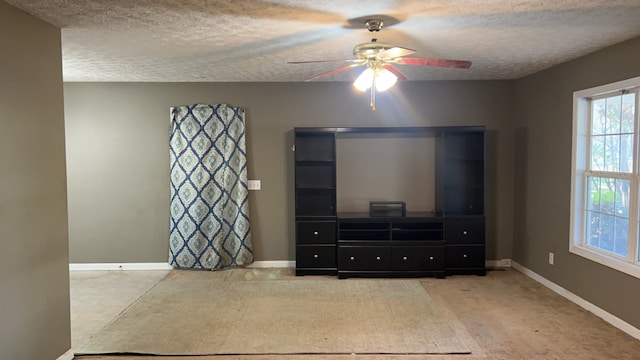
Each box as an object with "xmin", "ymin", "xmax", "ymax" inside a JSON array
[{"xmin": 294, "ymin": 126, "xmax": 485, "ymax": 278}]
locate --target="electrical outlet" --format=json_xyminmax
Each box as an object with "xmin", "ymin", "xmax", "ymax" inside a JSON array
[
  {"xmin": 548, "ymin": 252, "xmax": 554, "ymax": 265},
  {"xmin": 500, "ymin": 259, "xmax": 511, "ymax": 267}
]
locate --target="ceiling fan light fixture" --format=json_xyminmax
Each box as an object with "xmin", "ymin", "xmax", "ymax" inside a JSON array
[
  {"xmin": 353, "ymin": 66, "xmax": 397, "ymax": 93},
  {"xmin": 374, "ymin": 68, "xmax": 397, "ymax": 92},
  {"xmin": 353, "ymin": 67, "xmax": 374, "ymax": 92},
  {"xmin": 353, "ymin": 67, "xmax": 398, "ymax": 92},
  {"xmin": 353, "ymin": 66, "xmax": 398, "ymax": 111}
]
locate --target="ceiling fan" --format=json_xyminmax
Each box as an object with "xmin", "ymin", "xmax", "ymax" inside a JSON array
[{"xmin": 288, "ymin": 18, "xmax": 472, "ymax": 110}]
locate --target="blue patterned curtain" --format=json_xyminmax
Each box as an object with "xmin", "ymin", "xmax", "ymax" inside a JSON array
[{"xmin": 169, "ymin": 104, "xmax": 253, "ymax": 269}]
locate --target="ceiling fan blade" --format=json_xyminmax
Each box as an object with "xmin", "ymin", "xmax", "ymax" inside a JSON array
[
  {"xmin": 381, "ymin": 64, "xmax": 407, "ymax": 81},
  {"xmin": 305, "ymin": 63, "xmax": 364, "ymax": 81},
  {"xmin": 379, "ymin": 46, "xmax": 417, "ymax": 60},
  {"xmin": 287, "ymin": 59, "xmax": 362, "ymax": 64},
  {"xmin": 394, "ymin": 57, "xmax": 472, "ymax": 69}
]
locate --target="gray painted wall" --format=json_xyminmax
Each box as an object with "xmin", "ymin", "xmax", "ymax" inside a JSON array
[
  {"xmin": 64, "ymin": 80, "xmax": 515, "ymax": 263},
  {"xmin": 0, "ymin": 2, "xmax": 70, "ymax": 359},
  {"xmin": 513, "ymin": 36, "xmax": 640, "ymax": 329},
  {"xmin": 336, "ymin": 135, "xmax": 437, "ymax": 212}
]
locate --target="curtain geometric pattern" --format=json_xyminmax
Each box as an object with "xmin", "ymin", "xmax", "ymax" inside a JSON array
[{"xmin": 169, "ymin": 104, "xmax": 253, "ymax": 270}]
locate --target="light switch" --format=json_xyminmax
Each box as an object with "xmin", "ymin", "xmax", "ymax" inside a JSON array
[{"xmin": 247, "ymin": 180, "xmax": 261, "ymax": 190}]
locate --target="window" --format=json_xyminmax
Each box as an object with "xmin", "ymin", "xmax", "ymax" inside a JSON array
[{"xmin": 571, "ymin": 76, "xmax": 640, "ymax": 278}]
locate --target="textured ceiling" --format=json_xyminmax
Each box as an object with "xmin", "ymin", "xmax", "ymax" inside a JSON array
[{"xmin": 6, "ymin": 0, "xmax": 640, "ymax": 82}]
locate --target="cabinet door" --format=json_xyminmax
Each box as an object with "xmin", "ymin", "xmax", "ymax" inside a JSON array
[
  {"xmin": 391, "ymin": 246, "xmax": 444, "ymax": 271},
  {"xmin": 338, "ymin": 246, "xmax": 390, "ymax": 271},
  {"xmin": 297, "ymin": 221, "xmax": 336, "ymax": 244}
]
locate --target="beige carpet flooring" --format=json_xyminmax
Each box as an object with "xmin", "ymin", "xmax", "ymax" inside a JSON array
[
  {"xmin": 71, "ymin": 267, "xmax": 640, "ymax": 360},
  {"xmin": 76, "ymin": 272, "xmax": 470, "ymax": 355},
  {"xmin": 70, "ymin": 270, "xmax": 170, "ymax": 349}
]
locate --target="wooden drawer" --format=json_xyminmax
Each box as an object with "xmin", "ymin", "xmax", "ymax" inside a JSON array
[
  {"xmin": 338, "ymin": 246, "xmax": 390, "ymax": 271},
  {"xmin": 297, "ymin": 245, "xmax": 336, "ymax": 268},
  {"xmin": 391, "ymin": 246, "xmax": 444, "ymax": 271},
  {"xmin": 445, "ymin": 245, "xmax": 485, "ymax": 268},
  {"xmin": 297, "ymin": 221, "xmax": 336, "ymax": 244},
  {"xmin": 445, "ymin": 220, "xmax": 485, "ymax": 244}
]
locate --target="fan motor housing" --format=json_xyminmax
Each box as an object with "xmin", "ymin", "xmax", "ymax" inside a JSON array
[{"xmin": 353, "ymin": 42, "xmax": 395, "ymax": 60}]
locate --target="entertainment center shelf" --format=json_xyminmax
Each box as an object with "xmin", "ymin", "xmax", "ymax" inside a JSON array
[{"xmin": 293, "ymin": 126, "xmax": 486, "ymax": 279}]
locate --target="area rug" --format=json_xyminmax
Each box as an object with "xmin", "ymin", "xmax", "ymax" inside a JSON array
[{"xmin": 76, "ymin": 274, "xmax": 471, "ymax": 355}]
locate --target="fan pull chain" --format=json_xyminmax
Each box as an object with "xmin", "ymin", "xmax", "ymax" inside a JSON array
[{"xmin": 370, "ymin": 76, "xmax": 376, "ymax": 111}]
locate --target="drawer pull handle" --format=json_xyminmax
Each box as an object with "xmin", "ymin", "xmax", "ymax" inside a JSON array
[
  {"xmin": 313, "ymin": 254, "xmax": 319, "ymax": 259},
  {"xmin": 463, "ymin": 254, "xmax": 468, "ymax": 258},
  {"xmin": 463, "ymin": 231, "xmax": 468, "ymax": 235},
  {"xmin": 402, "ymin": 256, "xmax": 408, "ymax": 261},
  {"xmin": 313, "ymin": 231, "xmax": 319, "ymax": 235},
  {"xmin": 376, "ymin": 256, "xmax": 381, "ymax": 260},
  {"xmin": 429, "ymin": 256, "xmax": 434, "ymax": 260},
  {"xmin": 350, "ymin": 256, "xmax": 355, "ymax": 261}
]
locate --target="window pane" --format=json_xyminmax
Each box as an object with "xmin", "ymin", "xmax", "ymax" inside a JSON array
[
  {"xmin": 604, "ymin": 135, "xmax": 620, "ymax": 172},
  {"xmin": 586, "ymin": 211, "xmax": 600, "ymax": 248},
  {"xmin": 585, "ymin": 176, "xmax": 630, "ymax": 256},
  {"xmin": 620, "ymin": 134, "xmax": 634, "ymax": 173},
  {"xmin": 621, "ymin": 93, "xmax": 635, "ymax": 133},
  {"xmin": 606, "ymin": 97, "xmax": 621, "ymax": 134},
  {"xmin": 590, "ymin": 93, "xmax": 636, "ymax": 173},
  {"xmin": 587, "ymin": 176, "xmax": 601, "ymax": 211},
  {"xmin": 598, "ymin": 214, "xmax": 615, "ymax": 252},
  {"xmin": 599, "ymin": 177, "xmax": 616, "ymax": 215},
  {"xmin": 590, "ymin": 135, "xmax": 605, "ymax": 171},
  {"xmin": 614, "ymin": 217, "xmax": 629, "ymax": 257},
  {"xmin": 614, "ymin": 179, "xmax": 630, "ymax": 217},
  {"xmin": 592, "ymin": 98, "xmax": 606, "ymax": 135}
]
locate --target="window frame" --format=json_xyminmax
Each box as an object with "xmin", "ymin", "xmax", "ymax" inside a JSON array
[{"xmin": 571, "ymin": 76, "xmax": 640, "ymax": 279}]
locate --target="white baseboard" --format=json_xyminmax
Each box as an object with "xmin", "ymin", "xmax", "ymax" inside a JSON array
[
  {"xmin": 512, "ymin": 261, "xmax": 640, "ymax": 341},
  {"xmin": 69, "ymin": 263, "xmax": 173, "ymax": 271},
  {"xmin": 69, "ymin": 261, "xmax": 296, "ymax": 271},
  {"xmin": 486, "ymin": 259, "xmax": 512, "ymax": 268},
  {"xmin": 56, "ymin": 349, "xmax": 74, "ymax": 360},
  {"xmin": 247, "ymin": 260, "xmax": 295, "ymax": 268},
  {"xmin": 71, "ymin": 260, "xmax": 506, "ymax": 271}
]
